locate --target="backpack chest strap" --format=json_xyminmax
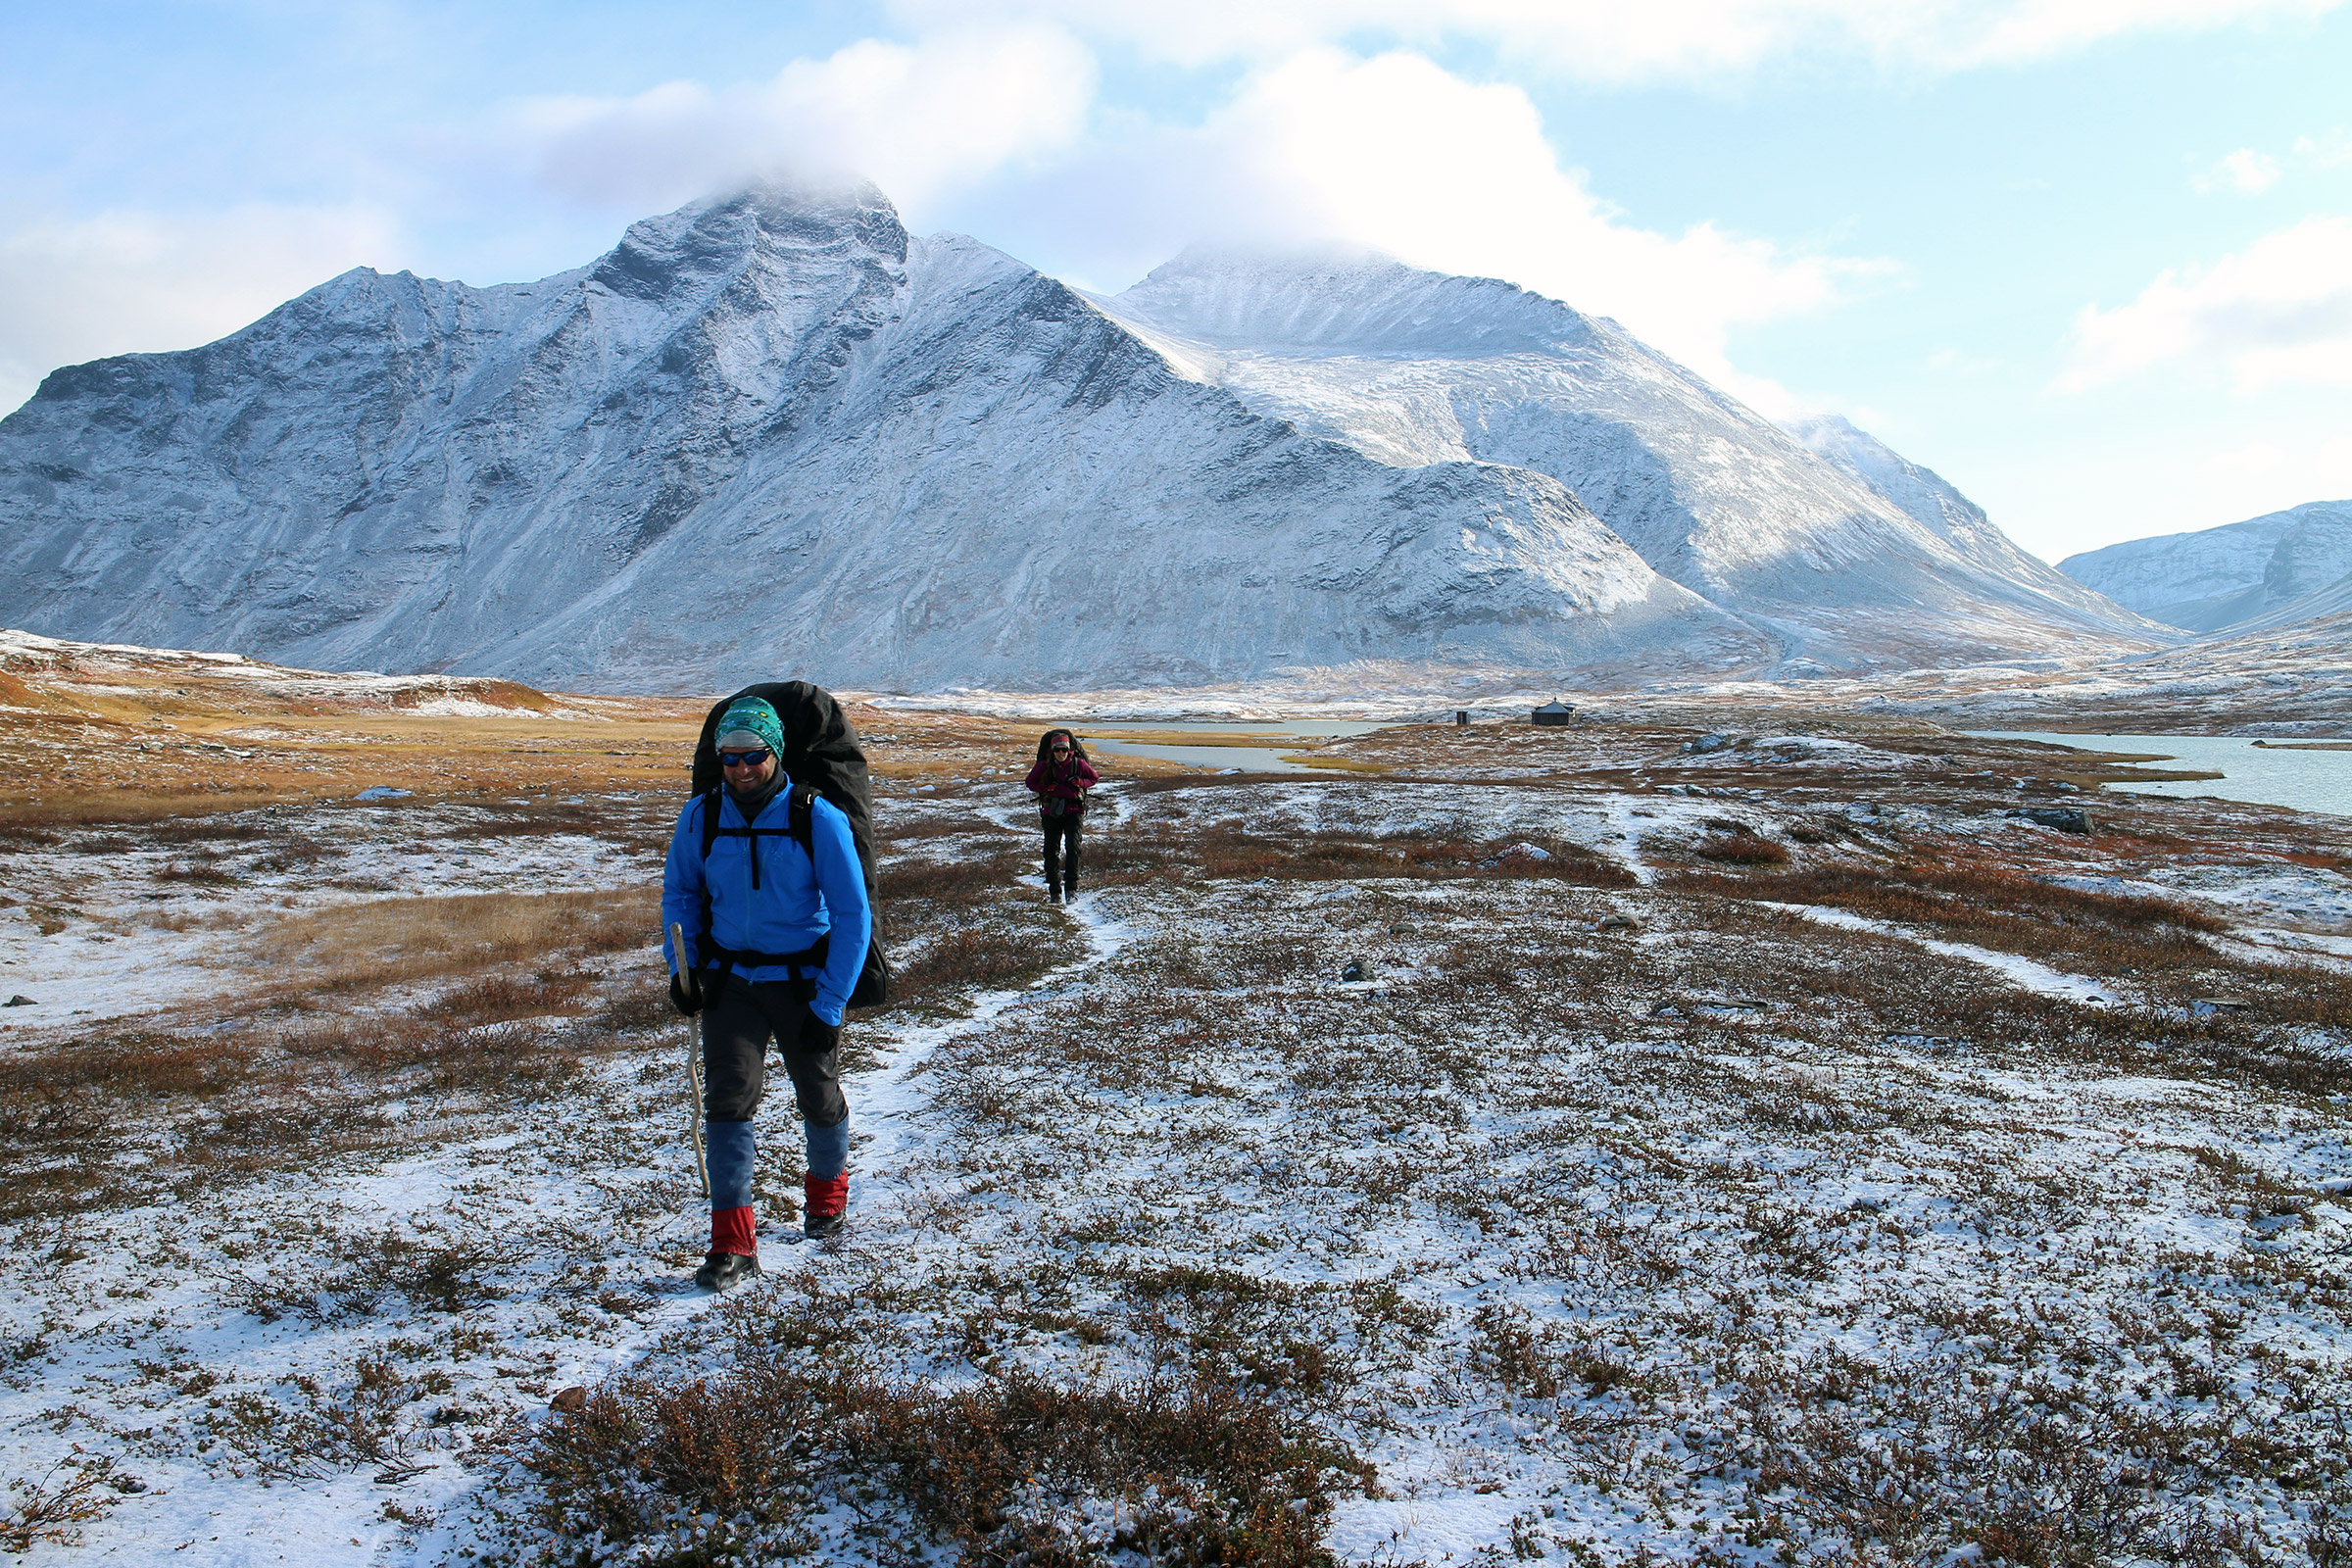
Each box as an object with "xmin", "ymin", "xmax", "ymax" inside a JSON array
[{"xmin": 698, "ymin": 784, "xmax": 820, "ymax": 895}]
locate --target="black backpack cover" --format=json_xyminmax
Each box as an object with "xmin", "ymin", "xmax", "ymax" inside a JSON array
[{"xmin": 692, "ymin": 681, "xmax": 891, "ymax": 1008}]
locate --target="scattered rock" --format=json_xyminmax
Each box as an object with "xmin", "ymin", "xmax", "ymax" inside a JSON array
[
  {"xmin": 549, "ymin": 1386, "xmax": 588, "ymax": 1415},
  {"xmin": 1341, "ymin": 957, "xmax": 1373, "ymax": 983},
  {"xmin": 1683, "ymin": 732, "xmax": 1736, "ymax": 754},
  {"xmin": 1595, "ymin": 913, "xmax": 1637, "ymax": 932},
  {"xmin": 354, "ymin": 786, "xmax": 413, "ymax": 802},
  {"xmin": 2, "ymin": 996, "xmax": 32, "ymax": 1007},
  {"xmin": 2009, "ymin": 806, "xmax": 2096, "ymax": 834}
]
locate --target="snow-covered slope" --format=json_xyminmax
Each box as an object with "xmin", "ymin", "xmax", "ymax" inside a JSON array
[
  {"xmin": 2059, "ymin": 499, "xmax": 2352, "ymax": 633},
  {"xmin": 0, "ymin": 188, "xmax": 1765, "ymax": 691},
  {"xmin": 1788, "ymin": 415, "xmax": 2133, "ymax": 621},
  {"xmin": 1, "ymin": 188, "xmax": 2159, "ymax": 691},
  {"xmin": 1102, "ymin": 252, "xmax": 2165, "ymax": 671},
  {"xmin": 2227, "ymin": 567, "xmax": 2352, "ymax": 636}
]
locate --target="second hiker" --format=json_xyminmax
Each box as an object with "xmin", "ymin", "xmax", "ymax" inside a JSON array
[
  {"xmin": 1024, "ymin": 728, "xmax": 1099, "ymax": 905},
  {"xmin": 662, "ymin": 695, "xmax": 872, "ymax": 1290}
]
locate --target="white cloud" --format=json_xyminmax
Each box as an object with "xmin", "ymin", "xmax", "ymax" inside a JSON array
[
  {"xmin": 975, "ymin": 49, "xmax": 1888, "ymax": 412},
  {"xmin": 500, "ymin": 26, "xmax": 1095, "ymax": 216},
  {"xmin": 0, "ymin": 204, "xmax": 400, "ymax": 416},
  {"xmin": 2191, "ymin": 148, "xmax": 2282, "ymax": 193},
  {"xmin": 886, "ymin": 0, "xmax": 2342, "ymax": 79},
  {"xmin": 2055, "ymin": 217, "xmax": 2352, "ymax": 394},
  {"xmin": 0, "ymin": 32, "xmax": 1879, "ymax": 426},
  {"xmin": 2296, "ymin": 128, "xmax": 2352, "ymax": 166}
]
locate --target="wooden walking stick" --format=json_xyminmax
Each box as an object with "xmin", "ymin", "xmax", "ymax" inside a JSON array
[{"xmin": 669, "ymin": 922, "xmax": 710, "ymax": 1200}]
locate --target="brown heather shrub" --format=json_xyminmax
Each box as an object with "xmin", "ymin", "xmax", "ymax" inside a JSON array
[
  {"xmin": 0, "ymin": 1450, "xmax": 133, "ymax": 1553},
  {"xmin": 421, "ymin": 971, "xmax": 594, "ymax": 1028},
  {"xmin": 145, "ymin": 817, "xmax": 270, "ymax": 845},
  {"xmin": 278, "ymin": 1014, "xmax": 585, "ymax": 1101},
  {"xmin": 1190, "ymin": 825, "xmax": 1636, "ymax": 887},
  {"xmin": 157, "ymin": 859, "xmax": 241, "ymax": 887},
  {"xmin": 0, "ymin": 1031, "xmax": 258, "ymax": 1152},
  {"xmin": 1076, "ymin": 837, "xmax": 1177, "ymax": 887},
  {"xmin": 884, "ymin": 815, "xmax": 996, "ymax": 842},
  {"xmin": 594, "ymin": 984, "xmax": 677, "ymax": 1034},
  {"xmin": 1723, "ymin": 1342, "xmax": 2352, "ymax": 1567},
  {"xmin": 890, "ymin": 922, "xmax": 1057, "ymax": 1006},
  {"xmin": 881, "ymin": 851, "xmax": 1030, "ymax": 906},
  {"xmin": 494, "ymin": 1356, "xmax": 1365, "ymax": 1566},
  {"xmin": 1756, "ymin": 857, "xmax": 2224, "ymax": 933},
  {"xmin": 1674, "ymin": 856, "xmax": 2233, "ymax": 983},
  {"xmin": 1693, "ymin": 832, "xmax": 1790, "ymax": 866},
  {"xmin": 436, "ymin": 799, "xmax": 642, "ymax": 842}
]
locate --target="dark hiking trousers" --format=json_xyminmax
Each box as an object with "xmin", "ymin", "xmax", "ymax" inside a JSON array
[
  {"xmin": 1042, "ymin": 810, "xmax": 1082, "ymax": 892},
  {"xmin": 700, "ymin": 977, "xmax": 848, "ymax": 1128}
]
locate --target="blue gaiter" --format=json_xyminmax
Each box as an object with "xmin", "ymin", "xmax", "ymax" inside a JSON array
[
  {"xmin": 707, "ymin": 1119, "xmax": 755, "ymax": 1212},
  {"xmin": 806, "ymin": 1116, "xmax": 850, "ymax": 1181}
]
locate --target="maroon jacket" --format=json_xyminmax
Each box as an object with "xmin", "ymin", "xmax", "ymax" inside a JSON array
[{"xmin": 1025, "ymin": 755, "xmax": 1100, "ymax": 810}]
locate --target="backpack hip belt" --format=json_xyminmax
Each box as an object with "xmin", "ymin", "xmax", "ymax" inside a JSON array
[{"xmin": 697, "ymin": 933, "xmax": 829, "ymax": 1002}]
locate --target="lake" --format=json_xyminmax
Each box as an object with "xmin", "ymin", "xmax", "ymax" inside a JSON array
[
  {"xmin": 1079, "ymin": 719, "xmax": 1392, "ymax": 775},
  {"xmin": 1970, "ymin": 731, "xmax": 2352, "ymax": 817}
]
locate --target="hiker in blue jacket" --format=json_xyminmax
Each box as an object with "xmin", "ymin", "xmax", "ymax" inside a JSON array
[{"xmin": 662, "ymin": 696, "xmax": 871, "ymax": 1289}]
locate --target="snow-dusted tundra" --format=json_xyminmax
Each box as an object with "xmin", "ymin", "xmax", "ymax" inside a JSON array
[{"xmin": 2, "ymin": 710, "xmax": 2349, "ymax": 1565}]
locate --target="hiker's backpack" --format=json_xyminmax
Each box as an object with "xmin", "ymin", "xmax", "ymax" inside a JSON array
[{"xmin": 690, "ymin": 681, "xmax": 892, "ymax": 1008}]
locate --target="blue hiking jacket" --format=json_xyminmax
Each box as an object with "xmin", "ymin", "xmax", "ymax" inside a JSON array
[{"xmin": 661, "ymin": 783, "xmax": 871, "ymax": 1026}]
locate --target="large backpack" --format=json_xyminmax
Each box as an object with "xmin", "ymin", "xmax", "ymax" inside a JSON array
[{"xmin": 690, "ymin": 681, "xmax": 891, "ymax": 1009}]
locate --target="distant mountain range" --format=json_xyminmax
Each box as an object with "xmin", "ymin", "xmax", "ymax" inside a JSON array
[
  {"xmin": 0, "ymin": 183, "xmax": 2166, "ymax": 693},
  {"xmin": 2059, "ymin": 500, "xmax": 2352, "ymax": 637}
]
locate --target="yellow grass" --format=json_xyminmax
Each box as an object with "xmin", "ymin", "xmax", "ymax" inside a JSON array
[{"xmin": 255, "ymin": 887, "xmax": 659, "ymax": 987}]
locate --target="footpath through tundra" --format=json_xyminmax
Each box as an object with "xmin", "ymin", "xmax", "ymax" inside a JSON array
[{"xmin": 1, "ymin": 710, "xmax": 2350, "ymax": 1565}]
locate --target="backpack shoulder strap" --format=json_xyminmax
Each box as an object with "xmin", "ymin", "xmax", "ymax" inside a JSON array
[
  {"xmin": 699, "ymin": 787, "xmax": 725, "ymax": 860},
  {"xmin": 790, "ymin": 782, "xmax": 817, "ymax": 860}
]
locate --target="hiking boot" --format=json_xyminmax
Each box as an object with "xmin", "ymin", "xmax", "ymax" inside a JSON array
[
  {"xmin": 1048, "ymin": 885, "xmax": 1062, "ymax": 905},
  {"xmin": 1062, "ymin": 881, "xmax": 1078, "ymax": 902},
  {"xmin": 805, "ymin": 1171, "xmax": 848, "ymax": 1240},
  {"xmin": 693, "ymin": 1250, "xmax": 760, "ymax": 1291}
]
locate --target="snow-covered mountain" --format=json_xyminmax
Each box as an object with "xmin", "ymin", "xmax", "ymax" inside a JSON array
[
  {"xmin": 2059, "ymin": 500, "xmax": 2352, "ymax": 635},
  {"xmin": 0, "ymin": 185, "xmax": 2159, "ymax": 692},
  {"xmin": 1786, "ymin": 415, "xmax": 2131, "ymax": 623}
]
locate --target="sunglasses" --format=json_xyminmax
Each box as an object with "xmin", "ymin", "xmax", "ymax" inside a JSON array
[{"xmin": 717, "ymin": 748, "xmax": 772, "ymax": 767}]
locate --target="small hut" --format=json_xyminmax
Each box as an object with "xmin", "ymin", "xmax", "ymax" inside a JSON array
[{"xmin": 1532, "ymin": 700, "xmax": 1576, "ymax": 727}]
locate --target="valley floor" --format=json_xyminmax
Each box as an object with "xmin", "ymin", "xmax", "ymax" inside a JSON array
[{"xmin": 1, "ymin": 700, "xmax": 2349, "ymax": 1565}]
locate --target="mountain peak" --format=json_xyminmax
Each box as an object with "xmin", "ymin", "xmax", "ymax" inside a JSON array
[
  {"xmin": 1114, "ymin": 247, "xmax": 1594, "ymax": 358},
  {"xmin": 590, "ymin": 181, "xmax": 908, "ymax": 302}
]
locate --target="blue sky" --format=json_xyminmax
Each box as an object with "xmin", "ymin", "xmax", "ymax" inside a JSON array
[{"xmin": 3, "ymin": 0, "xmax": 2348, "ymax": 564}]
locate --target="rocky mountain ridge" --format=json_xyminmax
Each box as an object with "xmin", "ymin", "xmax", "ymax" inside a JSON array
[
  {"xmin": 2059, "ymin": 499, "xmax": 2352, "ymax": 635},
  {"xmin": 1, "ymin": 184, "xmax": 2162, "ymax": 692}
]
